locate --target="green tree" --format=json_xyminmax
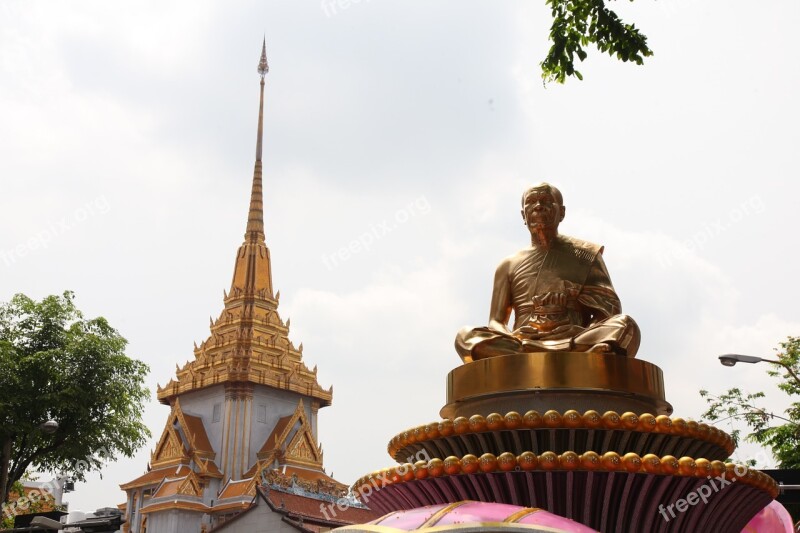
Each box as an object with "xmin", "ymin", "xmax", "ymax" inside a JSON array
[
  {"xmin": 699, "ymin": 337, "xmax": 800, "ymax": 468},
  {"xmin": 0, "ymin": 292, "xmax": 150, "ymax": 506},
  {"xmin": 542, "ymin": 0, "xmax": 653, "ymax": 83}
]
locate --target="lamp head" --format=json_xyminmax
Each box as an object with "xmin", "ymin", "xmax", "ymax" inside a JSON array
[
  {"xmin": 39, "ymin": 420, "xmax": 58, "ymax": 434},
  {"xmin": 718, "ymin": 354, "xmax": 764, "ymax": 367}
]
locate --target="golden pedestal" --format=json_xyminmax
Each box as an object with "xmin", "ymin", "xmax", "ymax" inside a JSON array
[
  {"xmin": 441, "ymin": 352, "xmax": 672, "ymax": 419},
  {"xmin": 350, "ymin": 351, "xmax": 777, "ymax": 532}
]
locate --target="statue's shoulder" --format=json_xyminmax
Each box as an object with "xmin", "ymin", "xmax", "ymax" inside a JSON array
[{"xmin": 556, "ymin": 234, "xmax": 604, "ymax": 263}]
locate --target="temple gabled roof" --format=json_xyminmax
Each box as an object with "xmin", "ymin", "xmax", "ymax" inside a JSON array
[
  {"xmin": 257, "ymin": 399, "xmax": 321, "ymax": 464},
  {"xmin": 217, "ymin": 478, "xmax": 257, "ymax": 501},
  {"xmin": 151, "ymin": 472, "xmax": 203, "ymax": 499},
  {"xmin": 146, "ymin": 399, "xmax": 222, "ymax": 474},
  {"xmin": 120, "ymin": 399, "xmax": 222, "ymax": 495},
  {"xmin": 119, "ymin": 465, "xmax": 191, "ymax": 491},
  {"xmin": 156, "ymin": 41, "xmax": 331, "ymax": 408}
]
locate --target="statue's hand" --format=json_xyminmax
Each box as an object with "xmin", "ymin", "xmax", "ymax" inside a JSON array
[
  {"xmin": 512, "ymin": 325, "xmax": 541, "ymax": 338},
  {"xmin": 534, "ymin": 291, "xmax": 567, "ymax": 310}
]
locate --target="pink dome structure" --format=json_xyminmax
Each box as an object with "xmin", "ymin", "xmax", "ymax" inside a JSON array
[
  {"xmin": 740, "ymin": 500, "xmax": 794, "ymax": 532},
  {"xmin": 335, "ymin": 501, "xmax": 597, "ymax": 532}
]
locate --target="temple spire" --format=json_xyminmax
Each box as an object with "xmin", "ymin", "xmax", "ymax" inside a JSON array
[
  {"xmin": 227, "ymin": 39, "xmax": 274, "ymax": 300},
  {"xmin": 246, "ymin": 39, "xmax": 268, "ymax": 242}
]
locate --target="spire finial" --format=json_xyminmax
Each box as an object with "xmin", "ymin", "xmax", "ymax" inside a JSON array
[
  {"xmin": 258, "ymin": 37, "xmax": 269, "ymax": 79},
  {"xmin": 246, "ymin": 39, "xmax": 267, "ymax": 241}
]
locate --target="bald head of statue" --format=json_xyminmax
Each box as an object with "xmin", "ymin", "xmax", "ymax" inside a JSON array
[{"xmin": 520, "ymin": 182, "xmax": 566, "ymax": 246}]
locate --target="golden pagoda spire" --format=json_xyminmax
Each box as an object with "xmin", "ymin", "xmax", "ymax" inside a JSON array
[
  {"xmin": 228, "ymin": 40, "xmax": 274, "ymax": 298},
  {"xmin": 157, "ymin": 40, "xmax": 332, "ymax": 411},
  {"xmin": 246, "ymin": 38, "xmax": 269, "ymax": 243}
]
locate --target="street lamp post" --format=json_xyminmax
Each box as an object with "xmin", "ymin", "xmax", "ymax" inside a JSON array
[{"xmin": 718, "ymin": 353, "xmax": 800, "ymax": 388}]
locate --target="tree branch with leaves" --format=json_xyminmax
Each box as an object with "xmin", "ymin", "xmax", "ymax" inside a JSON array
[
  {"xmin": 0, "ymin": 292, "xmax": 151, "ymax": 505},
  {"xmin": 542, "ymin": 0, "xmax": 653, "ymax": 83}
]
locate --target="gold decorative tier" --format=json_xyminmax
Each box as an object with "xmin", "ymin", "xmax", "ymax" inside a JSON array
[
  {"xmin": 441, "ymin": 352, "xmax": 671, "ymax": 419},
  {"xmin": 388, "ymin": 411, "xmax": 734, "ymax": 463}
]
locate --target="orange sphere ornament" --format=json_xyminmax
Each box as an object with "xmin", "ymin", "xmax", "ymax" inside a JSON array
[
  {"xmin": 661, "ymin": 455, "xmax": 679, "ymax": 475},
  {"xmin": 655, "ymin": 415, "xmax": 672, "ymax": 433},
  {"xmin": 642, "ymin": 454, "xmax": 661, "ymax": 474},
  {"xmin": 376, "ymin": 469, "xmax": 391, "ymax": 487},
  {"xmin": 543, "ymin": 410, "xmax": 563, "ymax": 427},
  {"xmin": 622, "ymin": 453, "xmax": 642, "ymax": 473},
  {"xmin": 602, "ymin": 452, "xmax": 622, "ymax": 471},
  {"xmin": 479, "ymin": 453, "xmax": 498, "ymax": 473},
  {"xmin": 602, "ymin": 411, "xmax": 622, "ymax": 429},
  {"xmin": 443, "ymin": 456, "xmax": 462, "ymax": 476},
  {"xmin": 425, "ymin": 423, "xmax": 439, "ymax": 440},
  {"xmin": 486, "ymin": 413, "xmax": 504, "ymax": 431},
  {"xmin": 710, "ymin": 460, "xmax": 726, "ymax": 478},
  {"xmin": 504, "ymin": 411, "xmax": 522, "ymax": 429},
  {"xmin": 438, "ymin": 419, "xmax": 455, "ymax": 437},
  {"xmin": 518, "ymin": 451, "xmax": 538, "ymax": 471},
  {"xmin": 671, "ymin": 417, "xmax": 688, "ymax": 435},
  {"xmin": 388, "ymin": 466, "xmax": 403, "ymax": 484},
  {"xmin": 469, "ymin": 414, "xmax": 488, "ymax": 432},
  {"xmin": 413, "ymin": 461, "xmax": 429, "ymax": 480},
  {"xmin": 706, "ymin": 426, "xmax": 720, "ymax": 445},
  {"xmin": 686, "ymin": 420, "xmax": 699, "ymax": 437},
  {"xmin": 453, "ymin": 417, "xmax": 470, "ymax": 435},
  {"xmin": 461, "ymin": 454, "xmax": 479, "ymax": 474},
  {"xmin": 498, "ymin": 452, "xmax": 517, "ymax": 472},
  {"xmin": 694, "ymin": 458, "xmax": 711, "ymax": 478},
  {"xmin": 428, "ymin": 458, "xmax": 445, "ymax": 477},
  {"xmin": 621, "ymin": 412, "xmax": 639, "ymax": 430},
  {"xmin": 523, "ymin": 410, "xmax": 543, "ymax": 428},
  {"xmin": 583, "ymin": 410, "xmax": 602, "ymax": 428},
  {"xmin": 637, "ymin": 413, "xmax": 657, "ymax": 432},
  {"xmin": 539, "ymin": 451, "xmax": 559, "ymax": 470},
  {"xmin": 560, "ymin": 451, "xmax": 580, "ymax": 470},
  {"xmin": 678, "ymin": 457, "xmax": 696, "ymax": 476},
  {"xmin": 563, "ymin": 410, "xmax": 582, "ymax": 428},
  {"xmin": 581, "ymin": 451, "xmax": 601, "ymax": 470},
  {"xmin": 399, "ymin": 463, "xmax": 415, "ymax": 482}
]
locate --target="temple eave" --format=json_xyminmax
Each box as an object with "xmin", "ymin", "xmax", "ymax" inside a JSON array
[{"xmin": 156, "ymin": 377, "xmax": 333, "ymax": 406}]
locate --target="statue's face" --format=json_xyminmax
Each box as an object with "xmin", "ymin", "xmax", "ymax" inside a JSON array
[{"xmin": 522, "ymin": 188, "xmax": 564, "ymax": 233}]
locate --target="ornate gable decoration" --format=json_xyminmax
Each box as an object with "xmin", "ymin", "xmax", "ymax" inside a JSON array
[
  {"xmin": 257, "ymin": 399, "xmax": 317, "ymax": 459},
  {"xmin": 286, "ymin": 427, "xmax": 322, "ymax": 466},
  {"xmin": 253, "ymin": 399, "xmax": 323, "ymax": 469},
  {"xmin": 177, "ymin": 473, "xmax": 203, "ymax": 497},
  {"xmin": 152, "ymin": 426, "xmax": 189, "ymax": 466},
  {"xmin": 150, "ymin": 400, "xmax": 221, "ymax": 477}
]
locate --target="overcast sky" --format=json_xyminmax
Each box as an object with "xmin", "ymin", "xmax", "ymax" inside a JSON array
[{"xmin": 1, "ymin": 0, "xmax": 799, "ymax": 513}]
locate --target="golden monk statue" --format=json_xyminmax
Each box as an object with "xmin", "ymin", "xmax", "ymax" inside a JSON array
[{"xmin": 455, "ymin": 183, "xmax": 640, "ymax": 363}]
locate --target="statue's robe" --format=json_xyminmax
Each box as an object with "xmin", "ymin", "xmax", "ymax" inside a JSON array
[{"xmin": 455, "ymin": 235, "xmax": 640, "ymax": 362}]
